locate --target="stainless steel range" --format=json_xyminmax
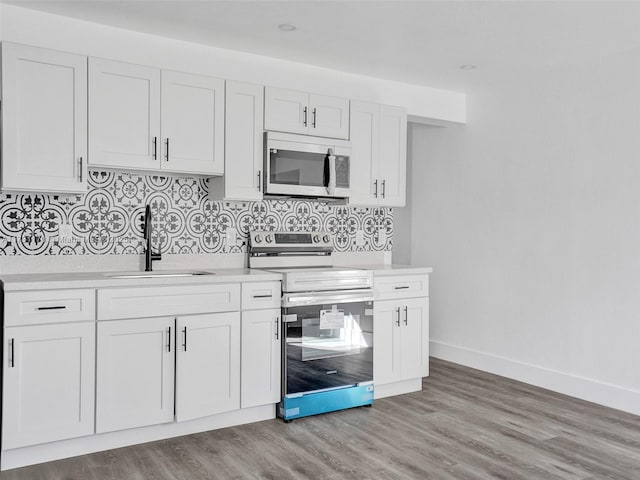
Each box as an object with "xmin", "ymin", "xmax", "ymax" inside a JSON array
[{"xmin": 249, "ymin": 231, "xmax": 375, "ymax": 421}]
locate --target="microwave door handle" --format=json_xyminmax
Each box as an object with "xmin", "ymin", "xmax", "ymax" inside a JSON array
[{"xmin": 326, "ymin": 148, "xmax": 336, "ymax": 196}]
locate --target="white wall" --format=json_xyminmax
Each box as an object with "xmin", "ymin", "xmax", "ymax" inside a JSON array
[
  {"xmin": 0, "ymin": 4, "xmax": 465, "ymax": 123},
  {"xmin": 411, "ymin": 51, "xmax": 640, "ymax": 415}
]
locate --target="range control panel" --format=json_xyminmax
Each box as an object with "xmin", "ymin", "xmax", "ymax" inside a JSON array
[{"xmin": 249, "ymin": 231, "xmax": 333, "ymax": 249}]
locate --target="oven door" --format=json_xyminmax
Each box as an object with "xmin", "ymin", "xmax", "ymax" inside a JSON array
[
  {"xmin": 265, "ymin": 137, "xmax": 351, "ymax": 198},
  {"xmin": 282, "ymin": 290, "xmax": 373, "ymax": 396}
]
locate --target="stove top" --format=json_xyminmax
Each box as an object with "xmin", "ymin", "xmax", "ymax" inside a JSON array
[{"xmin": 248, "ymin": 231, "xmax": 373, "ymax": 292}]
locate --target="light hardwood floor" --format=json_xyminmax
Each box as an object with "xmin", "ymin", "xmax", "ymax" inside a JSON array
[{"xmin": 2, "ymin": 358, "xmax": 639, "ymax": 480}]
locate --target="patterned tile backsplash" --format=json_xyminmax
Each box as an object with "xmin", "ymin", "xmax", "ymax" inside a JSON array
[{"xmin": 0, "ymin": 170, "xmax": 393, "ymax": 256}]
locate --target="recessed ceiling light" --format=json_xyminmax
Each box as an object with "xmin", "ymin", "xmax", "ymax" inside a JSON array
[
  {"xmin": 278, "ymin": 24, "xmax": 296, "ymax": 32},
  {"xmin": 460, "ymin": 64, "xmax": 477, "ymax": 70}
]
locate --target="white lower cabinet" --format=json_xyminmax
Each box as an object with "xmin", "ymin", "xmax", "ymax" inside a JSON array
[
  {"xmin": 241, "ymin": 309, "xmax": 281, "ymax": 408},
  {"xmin": 374, "ymin": 297, "xmax": 429, "ymax": 385},
  {"xmin": 96, "ymin": 317, "xmax": 175, "ymax": 433},
  {"xmin": 176, "ymin": 312, "xmax": 240, "ymax": 422},
  {"xmin": 2, "ymin": 322, "xmax": 95, "ymax": 449}
]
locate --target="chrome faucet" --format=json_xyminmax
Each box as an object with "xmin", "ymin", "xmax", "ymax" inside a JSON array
[{"xmin": 143, "ymin": 204, "xmax": 162, "ymax": 271}]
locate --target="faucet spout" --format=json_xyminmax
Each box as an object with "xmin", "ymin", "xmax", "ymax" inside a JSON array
[{"xmin": 143, "ymin": 204, "xmax": 162, "ymax": 272}]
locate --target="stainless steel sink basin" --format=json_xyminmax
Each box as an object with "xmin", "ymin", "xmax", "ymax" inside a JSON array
[{"xmin": 104, "ymin": 271, "xmax": 215, "ymax": 279}]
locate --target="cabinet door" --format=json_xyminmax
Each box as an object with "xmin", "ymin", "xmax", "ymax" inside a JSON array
[
  {"xmin": 264, "ymin": 87, "xmax": 309, "ymax": 135},
  {"xmin": 161, "ymin": 71, "xmax": 224, "ymax": 175},
  {"xmin": 3, "ymin": 322, "xmax": 95, "ymax": 449},
  {"xmin": 309, "ymin": 94, "xmax": 350, "ymax": 139},
  {"xmin": 176, "ymin": 312, "xmax": 240, "ymax": 422},
  {"xmin": 1, "ymin": 43, "xmax": 87, "ymax": 193},
  {"xmin": 89, "ymin": 58, "xmax": 161, "ymax": 170},
  {"xmin": 377, "ymin": 105, "xmax": 407, "ymax": 207},
  {"xmin": 96, "ymin": 317, "xmax": 174, "ymax": 433},
  {"xmin": 348, "ymin": 101, "xmax": 379, "ymax": 206},
  {"xmin": 373, "ymin": 300, "xmax": 401, "ymax": 385},
  {"xmin": 241, "ymin": 309, "xmax": 281, "ymax": 408},
  {"xmin": 210, "ymin": 81, "xmax": 264, "ymax": 201},
  {"xmin": 400, "ymin": 297, "xmax": 427, "ymax": 381}
]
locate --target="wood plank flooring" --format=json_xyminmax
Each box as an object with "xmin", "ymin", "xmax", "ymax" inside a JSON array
[{"xmin": 2, "ymin": 358, "xmax": 639, "ymax": 480}]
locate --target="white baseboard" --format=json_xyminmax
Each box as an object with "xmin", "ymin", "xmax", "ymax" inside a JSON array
[
  {"xmin": 1, "ymin": 404, "xmax": 275, "ymax": 471},
  {"xmin": 430, "ymin": 340, "xmax": 640, "ymax": 416}
]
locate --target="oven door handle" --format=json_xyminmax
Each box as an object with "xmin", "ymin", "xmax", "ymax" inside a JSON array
[{"xmin": 283, "ymin": 289, "xmax": 373, "ymax": 307}]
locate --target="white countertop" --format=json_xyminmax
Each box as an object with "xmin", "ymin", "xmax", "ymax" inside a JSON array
[
  {"xmin": 0, "ymin": 264, "xmax": 431, "ymax": 292},
  {"xmin": 0, "ymin": 268, "xmax": 282, "ymax": 291},
  {"xmin": 348, "ymin": 264, "xmax": 434, "ymax": 276}
]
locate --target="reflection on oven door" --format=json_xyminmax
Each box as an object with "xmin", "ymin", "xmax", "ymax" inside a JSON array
[{"xmin": 284, "ymin": 301, "xmax": 373, "ymax": 395}]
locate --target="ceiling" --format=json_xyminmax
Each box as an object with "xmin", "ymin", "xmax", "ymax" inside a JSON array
[{"xmin": 4, "ymin": 1, "xmax": 640, "ymax": 92}]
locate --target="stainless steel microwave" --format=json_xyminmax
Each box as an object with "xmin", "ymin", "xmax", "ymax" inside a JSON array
[{"xmin": 264, "ymin": 132, "xmax": 351, "ymax": 200}]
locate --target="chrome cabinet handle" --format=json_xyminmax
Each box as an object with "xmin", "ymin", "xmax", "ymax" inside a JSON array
[
  {"xmin": 404, "ymin": 306, "xmax": 408, "ymax": 326},
  {"xmin": 395, "ymin": 307, "xmax": 401, "ymax": 327},
  {"xmin": 253, "ymin": 294, "xmax": 273, "ymax": 299},
  {"xmin": 153, "ymin": 137, "xmax": 158, "ymax": 160},
  {"xmin": 382, "ymin": 179, "xmax": 386, "ymax": 198},
  {"xmin": 312, "ymin": 108, "xmax": 317, "ymax": 128},
  {"xmin": 374, "ymin": 179, "xmax": 378, "ymax": 198},
  {"xmin": 9, "ymin": 339, "xmax": 15, "ymax": 368},
  {"xmin": 275, "ymin": 317, "xmax": 279, "ymax": 340},
  {"xmin": 303, "ymin": 106, "xmax": 308, "ymax": 127},
  {"xmin": 394, "ymin": 286, "xmax": 409, "ymax": 290},
  {"xmin": 37, "ymin": 305, "xmax": 66, "ymax": 311},
  {"xmin": 257, "ymin": 170, "xmax": 261, "ymax": 192},
  {"xmin": 167, "ymin": 326, "xmax": 171, "ymax": 352},
  {"xmin": 78, "ymin": 157, "xmax": 84, "ymax": 182},
  {"xmin": 182, "ymin": 326, "xmax": 187, "ymax": 351},
  {"xmin": 165, "ymin": 138, "xmax": 170, "ymax": 162}
]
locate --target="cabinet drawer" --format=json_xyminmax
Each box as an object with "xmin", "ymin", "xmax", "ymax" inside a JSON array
[
  {"xmin": 374, "ymin": 275, "xmax": 429, "ymax": 301},
  {"xmin": 97, "ymin": 284, "xmax": 240, "ymax": 320},
  {"xmin": 4, "ymin": 289, "xmax": 96, "ymax": 326},
  {"xmin": 242, "ymin": 282, "xmax": 281, "ymax": 310}
]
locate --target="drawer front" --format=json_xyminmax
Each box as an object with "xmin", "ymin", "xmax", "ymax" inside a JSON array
[
  {"xmin": 97, "ymin": 284, "xmax": 240, "ymax": 320},
  {"xmin": 242, "ymin": 281, "xmax": 281, "ymax": 310},
  {"xmin": 4, "ymin": 289, "xmax": 96, "ymax": 326},
  {"xmin": 374, "ymin": 275, "xmax": 429, "ymax": 301}
]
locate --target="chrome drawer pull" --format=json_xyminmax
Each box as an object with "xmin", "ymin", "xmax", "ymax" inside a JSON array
[
  {"xmin": 37, "ymin": 305, "xmax": 67, "ymax": 311},
  {"xmin": 253, "ymin": 294, "xmax": 273, "ymax": 299},
  {"xmin": 394, "ymin": 286, "xmax": 410, "ymax": 290}
]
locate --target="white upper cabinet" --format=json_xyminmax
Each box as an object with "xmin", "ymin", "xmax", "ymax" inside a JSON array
[
  {"xmin": 349, "ymin": 101, "xmax": 379, "ymax": 205},
  {"xmin": 89, "ymin": 58, "xmax": 161, "ymax": 171},
  {"xmin": 308, "ymin": 93, "xmax": 350, "ymax": 139},
  {"xmin": 209, "ymin": 81, "xmax": 264, "ymax": 201},
  {"xmin": 264, "ymin": 87, "xmax": 349, "ymax": 139},
  {"xmin": 89, "ymin": 59, "xmax": 224, "ymax": 175},
  {"xmin": 2, "ymin": 322, "xmax": 95, "ymax": 449},
  {"xmin": 349, "ymin": 101, "xmax": 407, "ymax": 207},
  {"xmin": 175, "ymin": 312, "xmax": 240, "ymax": 422},
  {"xmin": 1, "ymin": 43, "xmax": 87, "ymax": 194},
  {"xmin": 161, "ymin": 71, "xmax": 225, "ymax": 175},
  {"xmin": 378, "ymin": 105, "xmax": 407, "ymax": 207},
  {"xmin": 264, "ymin": 87, "xmax": 308, "ymax": 135}
]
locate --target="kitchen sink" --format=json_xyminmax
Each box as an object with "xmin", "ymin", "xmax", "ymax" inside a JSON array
[{"xmin": 104, "ymin": 271, "xmax": 215, "ymax": 279}]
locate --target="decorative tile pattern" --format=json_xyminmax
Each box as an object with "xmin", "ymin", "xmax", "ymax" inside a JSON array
[{"xmin": 0, "ymin": 171, "xmax": 393, "ymax": 256}]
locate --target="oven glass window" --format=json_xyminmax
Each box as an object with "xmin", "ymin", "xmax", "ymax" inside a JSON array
[{"xmin": 283, "ymin": 300, "xmax": 373, "ymax": 395}]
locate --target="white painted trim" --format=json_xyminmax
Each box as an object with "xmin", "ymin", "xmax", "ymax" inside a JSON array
[
  {"xmin": 1, "ymin": 404, "xmax": 275, "ymax": 471},
  {"xmin": 430, "ymin": 340, "xmax": 640, "ymax": 416},
  {"xmin": 374, "ymin": 378, "xmax": 422, "ymax": 399}
]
